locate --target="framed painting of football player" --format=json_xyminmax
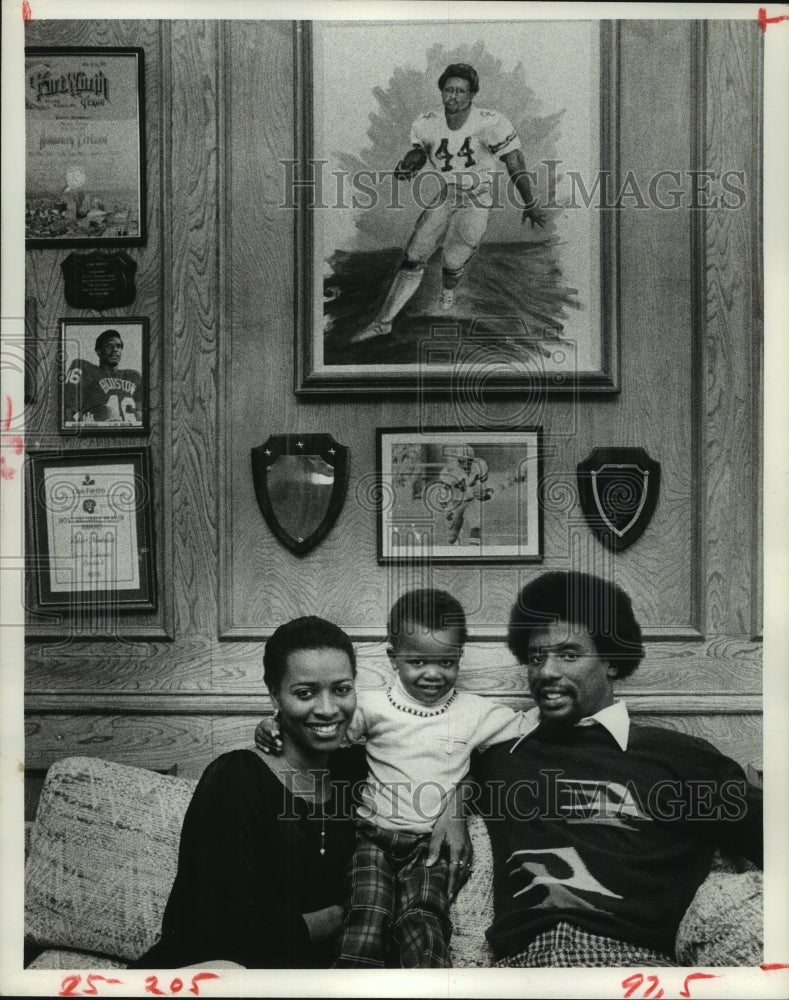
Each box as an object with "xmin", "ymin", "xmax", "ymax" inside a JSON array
[
  {"xmin": 58, "ymin": 317, "xmax": 149, "ymax": 434},
  {"xmin": 295, "ymin": 20, "xmax": 618, "ymax": 394},
  {"xmin": 377, "ymin": 427, "xmax": 543, "ymax": 563}
]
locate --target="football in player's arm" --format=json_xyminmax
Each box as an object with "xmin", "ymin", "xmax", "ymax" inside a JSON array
[{"xmin": 394, "ymin": 135, "xmax": 546, "ymax": 228}]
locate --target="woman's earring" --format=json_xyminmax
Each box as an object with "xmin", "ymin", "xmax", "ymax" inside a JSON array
[{"xmin": 272, "ymin": 708, "xmax": 280, "ymax": 723}]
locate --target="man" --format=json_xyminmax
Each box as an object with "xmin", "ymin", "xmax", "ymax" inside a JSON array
[
  {"xmin": 467, "ymin": 571, "xmax": 762, "ymax": 967},
  {"xmin": 63, "ymin": 328, "xmax": 142, "ymax": 425},
  {"xmin": 436, "ymin": 444, "xmax": 491, "ymax": 546},
  {"xmin": 352, "ymin": 63, "xmax": 546, "ymax": 344}
]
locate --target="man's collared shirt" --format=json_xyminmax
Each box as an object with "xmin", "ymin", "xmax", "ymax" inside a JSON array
[{"xmin": 510, "ymin": 699, "xmax": 630, "ymax": 753}]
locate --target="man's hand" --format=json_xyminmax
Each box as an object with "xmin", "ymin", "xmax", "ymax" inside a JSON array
[
  {"xmin": 522, "ymin": 206, "xmax": 547, "ymax": 228},
  {"xmin": 500, "ymin": 148, "xmax": 546, "ymax": 229},
  {"xmin": 394, "ymin": 145, "xmax": 427, "ymax": 181},
  {"xmin": 425, "ymin": 789, "xmax": 474, "ymax": 901},
  {"xmin": 254, "ymin": 716, "xmax": 283, "ymax": 755}
]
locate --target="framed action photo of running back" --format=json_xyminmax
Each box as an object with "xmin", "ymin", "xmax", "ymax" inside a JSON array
[
  {"xmin": 376, "ymin": 428, "xmax": 543, "ymax": 564},
  {"xmin": 58, "ymin": 317, "xmax": 149, "ymax": 434},
  {"xmin": 295, "ymin": 20, "xmax": 619, "ymax": 394}
]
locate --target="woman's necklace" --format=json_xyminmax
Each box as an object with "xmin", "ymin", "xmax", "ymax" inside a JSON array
[{"xmin": 268, "ymin": 751, "xmax": 329, "ymax": 856}]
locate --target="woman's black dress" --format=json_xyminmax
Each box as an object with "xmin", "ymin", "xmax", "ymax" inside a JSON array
[{"xmin": 131, "ymin": 746, "xmax": 365, "ymax": 969}]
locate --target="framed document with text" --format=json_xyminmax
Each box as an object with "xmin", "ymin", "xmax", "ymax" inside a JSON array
[
  {"xmin": 28, "ymin": 448, "xmax": 156, "ymax": 610},
  {"xmin": 25, "ymin": 47, "xmax": 146, "ymax": 247}
]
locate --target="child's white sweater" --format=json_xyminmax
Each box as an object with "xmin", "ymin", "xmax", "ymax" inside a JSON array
[{"xmin": 348, "ymin": 676, "xmax": 537, "ymax": 832}]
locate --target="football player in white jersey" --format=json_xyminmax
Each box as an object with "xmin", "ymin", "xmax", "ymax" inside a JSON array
[
  {"xmin": 353, "ymin": 63, "xmax": 546, "ymax": 343},
  {"xmin": 437, "ymin": 444, "xmax": 492, "ymax": 545}
]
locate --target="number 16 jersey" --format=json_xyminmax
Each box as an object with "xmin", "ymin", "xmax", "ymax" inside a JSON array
[
  {"xmin": 410, "ymin": 106, "xmax": 521, "ymax": 192},
  {"xmin": 64, "ymin": 359, "xmax": 142, "ymax": 424}
]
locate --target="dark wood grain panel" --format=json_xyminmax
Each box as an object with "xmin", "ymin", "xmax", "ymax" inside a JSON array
[
  {"xmin": 23, "ymin": 19, "xmax": 170, "ymax": 636},
  {"xmin": 24, "ymin": 703, "xmax": 761, "ymax": 776},
  {"xmin": 25, "ymin": 692, "xmax": 762, "ymax": 719},
  {"xmin": 222, "ymin": 21, "xmax": 311, "ymax": 634},
  {"xmin": 609, "ymin": 20, "xmax": 696, "ymax": 630},
  {"xmin": 703, "ymin": 21, "xmax": 760, "ymax": 635},
  {"xmin": 25, "ymin": 637, "xmax": 761, "ymax": 695},
  {"xmin": 25, "ymin": 713, "xmax": 215, "ymax": 774},
  {"xmin": 222, "ymin": 20, "xmax": 707, "ymax": 637},
  {"xmin": 169, "ymin": 21, "xmax": 220, "ymax": 637}
]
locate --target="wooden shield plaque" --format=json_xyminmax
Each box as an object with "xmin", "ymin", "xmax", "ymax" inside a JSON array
[
  {"xmin": 251, "ymin": 434, "xmax": 350, "ymax": 556},
  {"xmin": 577, "ymin": 447, "xmax": 661, "ymax": 551}
]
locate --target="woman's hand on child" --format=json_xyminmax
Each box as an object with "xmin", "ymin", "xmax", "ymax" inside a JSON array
[
  {"xmin": 303, "ymin": 904, "xmax": 344, "ymax": 945},
  {"xmin": 254, "ymin": 716, "xmax": 283, "ymax": 754}
]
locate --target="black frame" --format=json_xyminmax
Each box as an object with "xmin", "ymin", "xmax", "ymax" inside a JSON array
[
  {"xmin": 28, "ymin": 447, "xmax": 157, "ymax": 611},
  {"xmin": 58, "ymin": 316, "xmax": 150, "ymax": 434},
  {"xmin": 25, "ymin": 46, "xmax": 147, "ymax": 248},
  {"xmin": 376, "ymin": 426, "xmax": 544, "ymax": 564},
  {"xmin": 250, "ymin": 433, "xmax": 350, "ymax": 556}
]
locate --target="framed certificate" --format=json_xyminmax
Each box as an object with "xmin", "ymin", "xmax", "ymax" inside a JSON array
[
  {"xmin": 25, "ymin": 47, "xmax": 146, "ymax": 247},
  {"xmin": 28, "ymin": 448, "xmax": 156, "ymax": 610}
]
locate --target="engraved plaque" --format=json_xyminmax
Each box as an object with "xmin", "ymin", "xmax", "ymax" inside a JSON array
[{"xmin": 61, "ymin": 251, "xmax": 137, "ymax": 310}]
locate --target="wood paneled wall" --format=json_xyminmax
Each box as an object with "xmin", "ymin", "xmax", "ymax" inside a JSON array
[{"xmin": 24, "ymin": 19, "xmax": 763, "ymax": 798}]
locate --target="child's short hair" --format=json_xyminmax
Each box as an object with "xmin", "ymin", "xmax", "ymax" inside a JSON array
[{"xmin": 387, "ymin": 588, "xmax": 468, "ymax": 647}]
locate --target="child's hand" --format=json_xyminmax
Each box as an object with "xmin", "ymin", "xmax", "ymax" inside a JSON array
[{"xmin": 254, "ymin": 716, "xmax": 283, "ymax": 754}]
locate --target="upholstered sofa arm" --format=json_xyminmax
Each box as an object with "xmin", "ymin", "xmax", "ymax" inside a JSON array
[
  {"xmin": 675, "ymin": 868, "xmax": 763, "ymax": 966},
  {"xmin": 25, "ymin": 757, "xmax": 197, "ymax": 965}
]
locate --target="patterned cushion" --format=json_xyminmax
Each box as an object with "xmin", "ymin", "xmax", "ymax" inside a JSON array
[
  {"xmin": 25, "ymin": 757, "xmax": 197, "ymax": 962},
  {"xmin": 448, "ymin": 815, "xmax": 495, "ymax": 967},
  {"xmin": 27, "ymin": 949, "xmax": 127, "ymax": 970},
  {"xmin": 675, "ymin": 870, "xmax": 763, "ymax": 966}
]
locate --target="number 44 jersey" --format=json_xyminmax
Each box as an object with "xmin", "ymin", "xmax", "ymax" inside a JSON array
[
  {"xmin": 410, "ymin": 106, "xmax": 521, "ymax": 192},
  {"xmin": 64, "ymin": 359, "xmax": 142, "ymax": 425}
]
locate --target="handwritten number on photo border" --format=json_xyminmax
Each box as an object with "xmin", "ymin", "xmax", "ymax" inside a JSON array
[
  {"xmin": 59, "ymin": 975, "xmax": 123, "ymax": 997},
  {"xmin": 58, "ymin": 973, "xmax": 220, "ymax": 997}
]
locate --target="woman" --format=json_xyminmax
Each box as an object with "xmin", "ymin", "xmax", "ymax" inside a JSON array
[{"xmin": 132, "ymin": 616, "xmax": 366, "ymax": 969}]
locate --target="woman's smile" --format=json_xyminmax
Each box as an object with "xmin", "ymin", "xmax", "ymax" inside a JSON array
[{"xmin": 273, "ymin": 647, "xmax": 357, "ymax": 759}]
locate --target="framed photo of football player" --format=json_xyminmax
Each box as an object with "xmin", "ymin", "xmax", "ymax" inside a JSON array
[
  {"xmin": 376, "ymin": 427, "xmax": 543, "ymax": 564},
  {"xmin": 25, "ymin": 47, "xmax": 146, "ymax": 247},
  {"xmin": 58, "ymin": 317, "xmax": 149, "ymax": 434},
  {"xmin": 27, "ymin": 447, "xmax": 157, "ymax": 611},
  {"xmin": 295, "ymin": 20, "xmax": 618, "ymax": 394}
]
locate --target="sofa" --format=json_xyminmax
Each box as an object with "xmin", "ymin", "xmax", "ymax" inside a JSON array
[{"xmin": 24, "ymin": 756, "xmax": 763, "ymax": 970}]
